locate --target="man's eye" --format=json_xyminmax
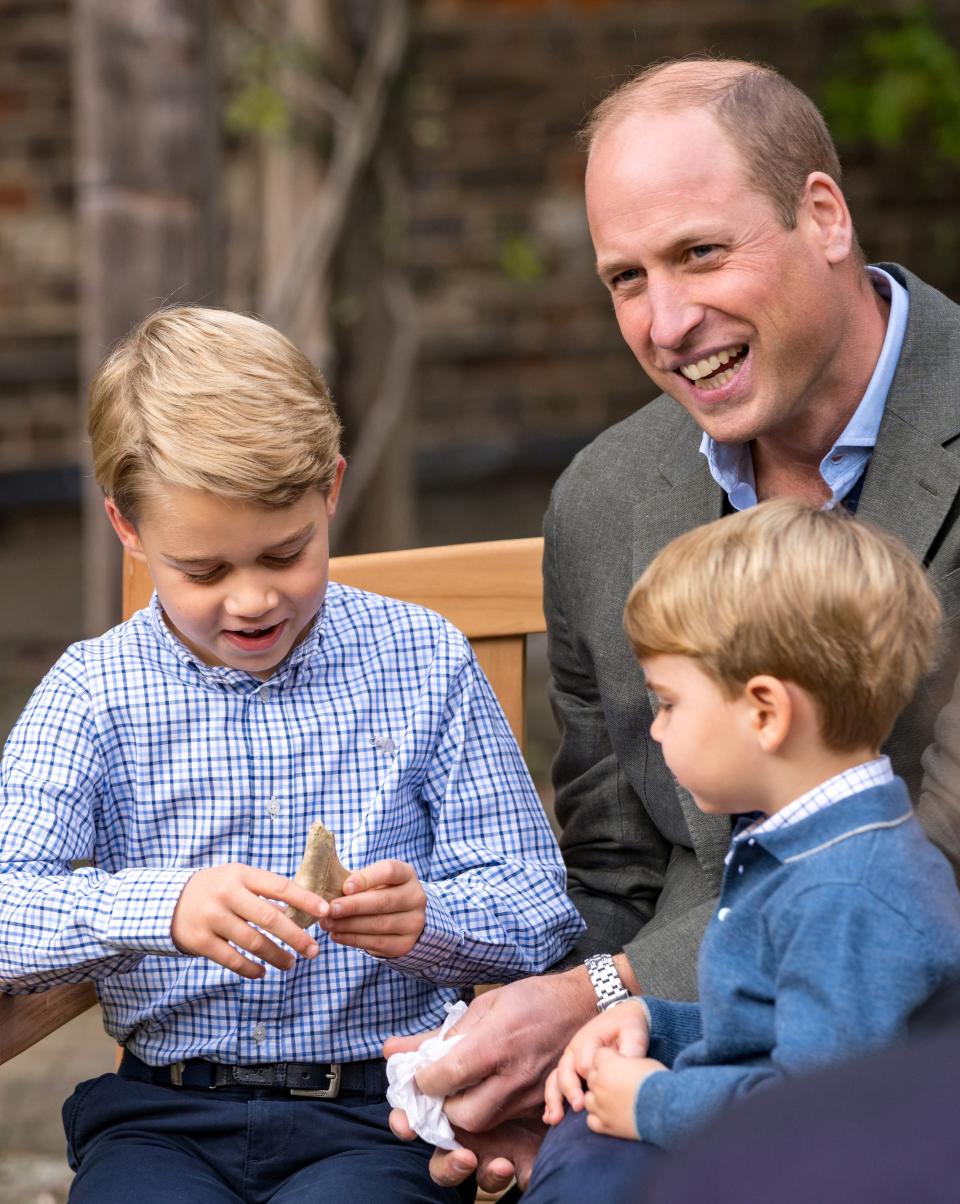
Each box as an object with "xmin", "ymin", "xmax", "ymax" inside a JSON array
[
  {"xmin": 611, "ymin": 268, "xmax": 641, "ymax": 286},
  {"xmin": 689, "ymin": 245, "xmax": 716, "ymax": 260}
]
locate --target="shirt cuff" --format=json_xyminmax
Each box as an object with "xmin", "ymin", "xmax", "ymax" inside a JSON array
[
  {"xmin": 644, "ymin": 995, "xmax": 703, "ymax": 1054},
  {"xmin": 379, "ymin": 888, "xmax": 464, "ymax": 979},
  {"xmin": 633, "ymin": 1066, "xmax": 670, "ymax": 1141},
  {"xmin": 98, "ymin": 867, "xmax": 198, "ymax": 955}
]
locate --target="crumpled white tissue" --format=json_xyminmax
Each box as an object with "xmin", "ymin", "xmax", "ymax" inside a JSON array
[{"xmin": 386, "ymin": 1000, "xmax": 468, "ymax": 1151}]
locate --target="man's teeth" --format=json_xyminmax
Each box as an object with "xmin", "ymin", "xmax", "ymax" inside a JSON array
[
  {"xmin": 679, "ymin": 345, "xmax": 744, "ymax": 383},
  {"xmin": 699, "ymin": 366, "xmax": 737, "ymax": 391}
]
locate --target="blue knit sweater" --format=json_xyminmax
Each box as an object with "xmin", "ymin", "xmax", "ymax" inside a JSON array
[{"xmin": 635, "ymin": 778, "xmax": 960, "ymax": 1149}]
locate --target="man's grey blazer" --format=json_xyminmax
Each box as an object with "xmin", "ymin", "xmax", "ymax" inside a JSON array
[{"xmin": 544, "ymin": 263, "xmax": 960, "ymax": 1001}]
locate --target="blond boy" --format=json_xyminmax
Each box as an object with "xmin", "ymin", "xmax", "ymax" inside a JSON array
[
  {"xmin": 0, "ymin": 307, "xmax": 583, "ymax": 1204},
  {"xmin": 526, "ymin": 500, "xmax": 960, "ymax": 1203}
]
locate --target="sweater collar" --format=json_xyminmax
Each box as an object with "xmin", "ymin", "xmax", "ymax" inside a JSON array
[{"xmin": 732, "ymin": 778, "xmax": 913, "ymax": 864}]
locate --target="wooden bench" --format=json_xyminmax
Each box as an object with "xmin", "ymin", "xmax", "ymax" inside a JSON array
[{"xmin": 0, "ymin": 536, "xmax": 546, "ymax": 1066}]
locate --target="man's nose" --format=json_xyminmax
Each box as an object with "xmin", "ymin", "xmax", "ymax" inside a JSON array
[{"xmin": 646, "ymin": 275, "xmax": 704, "ymax": 351}]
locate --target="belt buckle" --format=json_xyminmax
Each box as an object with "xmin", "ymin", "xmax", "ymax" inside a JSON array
[
  {"xmin": 169, "ymin": 1061, "xmax": 186, "ymax": 1087},
  {"xmin": 289, "ymin": 1064, "xmax": 341, "ymax": 1099}
]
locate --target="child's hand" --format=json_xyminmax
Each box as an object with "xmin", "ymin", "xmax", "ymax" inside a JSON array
[
  {"xmin": 584, "ymin": 1050, "xmax": 667, "ymax": 1140},
  {"xmin": 171, "ymin": 863, "xmax": 328, "ymax": 979},
  {"xmin": 321, "ymin": 859, "xmax": 427, "ymax": 957},
  {"xmin": 543, "ymin": 998, "xmax": 650, "ymax": 1123}
]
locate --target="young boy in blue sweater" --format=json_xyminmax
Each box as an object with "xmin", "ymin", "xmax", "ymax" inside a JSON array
[
  {"xmin": 0, "ymin": 307, "xmax": 584, "ymax": 1203},
  {"xmin": 528, "ymin": 499, "xmax": 960, "ymax": 1201}
]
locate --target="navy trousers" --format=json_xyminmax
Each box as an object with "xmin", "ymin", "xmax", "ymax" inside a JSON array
[
  {"xmin": 62, "ymin": 1072, "xmax": 475, "ymax": 1204},
  {"xmin": 521, "ymin": 1107, "xmax": 663, "ymax": 1203}
]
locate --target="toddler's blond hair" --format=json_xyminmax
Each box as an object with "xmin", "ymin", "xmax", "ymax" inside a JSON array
[{"xmin": 624, "ymin": 499, "xmax": 941, "ymax": 751}]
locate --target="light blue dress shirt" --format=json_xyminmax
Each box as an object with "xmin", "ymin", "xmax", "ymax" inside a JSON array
[{"xmin": 700, "ymin": 266, "xmax": 909, "ymax": 510}]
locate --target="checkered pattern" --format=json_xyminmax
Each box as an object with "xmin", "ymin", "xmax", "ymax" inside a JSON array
[
  {"xmin": 728, "ymin": 756, "xmax": 894, "ymax": 861},
  {"xmin": 0, "ymin": 585, "xmax": 584, "ymax": 1064}
]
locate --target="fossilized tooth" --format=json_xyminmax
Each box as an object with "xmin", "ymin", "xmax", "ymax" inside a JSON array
[{"xmin": 286, "ymin": 821, "xmax": 351, "ymax": 927}]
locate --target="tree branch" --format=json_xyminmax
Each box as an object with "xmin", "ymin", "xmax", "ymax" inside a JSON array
[{"xmin": 260, "ymin": 0, "xmax": 409, "ymax": 336}]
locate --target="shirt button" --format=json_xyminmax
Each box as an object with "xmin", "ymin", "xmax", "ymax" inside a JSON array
[
  {"xmin": 253, "ymin": 1024, "xmax": 266, "ymax": 1043},
  {"xmin": 737, "ymin": 865, "xmax": 745, "ymax": 875},
  {"xmin": 267, "ymin": 798, "xmax": 280, "ymax": 817},
  {"xmin": 718, "ymin": 908, "xmax": 731, "ymax": 922},
  {"xmin": 831, "ymin": 454, "xmax": 843, "ymax": 463},
  {"xmin": 748, "ymin": 838, "xmax": 756, "ymax": 846},
  {"xmin": 259, "ymin": 686, "xmax": 271, "ymax": 702}
]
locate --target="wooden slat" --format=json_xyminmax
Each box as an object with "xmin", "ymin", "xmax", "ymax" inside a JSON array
[
  {"xmin": 0, "ymin": 982, "xmax": 97, "ymax": 1064},
  {"xmin": 473, "ymin": 636, "xmax": 527, "ymax": 748},
  {"xmin": 330, "ymin": 538, "xmax": 545, "ymax": 638},
  {"xmin": 123, "ymin": 551, "xmax": 152, "ymax": 618}
]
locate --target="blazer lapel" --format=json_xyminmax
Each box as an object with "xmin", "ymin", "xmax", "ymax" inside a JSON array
[
  {"xmin": 632, "ymin": 432, "xmax": 732, "ymax": 879},
  {"xmin": 859, "ymin": 265, "xmax": 960, "ymax": 563},
  {"xmin": 631, "ymin": 425, "xmax": 725, "ymax": 583},
  {"xmin": 858, "ymin": 408, "xmax": 960, "ymax": 564}
]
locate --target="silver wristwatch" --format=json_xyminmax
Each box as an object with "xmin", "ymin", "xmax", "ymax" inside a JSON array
[{"xmin": 584, "ymin": 953, "xmax": 630, "ymax": 1012}]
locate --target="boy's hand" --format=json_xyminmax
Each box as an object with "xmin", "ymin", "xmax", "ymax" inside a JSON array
[
  {"xmin": 171, "ymin": 863, "xmax": 327, "ymax": 978},
  {"xmin": 320, "ymin": 859, "xmax": 426, "ymax": 957},
  {"xmin": 584, "ymin": 1049, "xmax": 667, "ymax": 1140},
  {"xmin": 543, "ymin": 998, "xmax": 650, "ymax": 1123}
]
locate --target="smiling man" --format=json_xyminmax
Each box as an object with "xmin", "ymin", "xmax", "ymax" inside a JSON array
[{"xmin": 387, "ymin": 57, "xmax": 960, "ymax": 1196}]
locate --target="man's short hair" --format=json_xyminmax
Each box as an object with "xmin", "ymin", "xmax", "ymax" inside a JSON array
[
  {"xmin": 624, "ymin": 499, "xmax": 941, "ymax": 752},
  {"xmin": 581, "ymin": 57, "xmax": 843, "ymax": 233},
  {"xmin": 88, "ymin": 306, "xmax": 342, "ymax": 523}
]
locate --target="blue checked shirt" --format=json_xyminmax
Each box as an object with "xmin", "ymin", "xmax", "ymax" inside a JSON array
[{"xmin": 0, "ymin": 585, "xmax": 584, "ymax": 1065}]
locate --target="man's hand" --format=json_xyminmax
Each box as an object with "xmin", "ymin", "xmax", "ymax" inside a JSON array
[
  {"xmin": 543, "ymin": 997, "xmax": 650, "ymax": 1122},
  {"xmin": 170, "ymin": 863, "xmax": 325, "ymax": 978},
  {"xmin": 584, "ymin": 1050, "xmax": 667, "ymax": 1140},
  {"xmin": 389, "ymin": 1109, "xmax": 546, "ymax": 1193},
  {"xmin": 384, "ymin": 967, "xmax": 599, "ymax": 1133},
  {"xmin": 320, "ymin": 860, "xmax": 426, "ymax": 958}
]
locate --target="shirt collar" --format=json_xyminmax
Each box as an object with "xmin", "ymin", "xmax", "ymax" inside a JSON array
[
  {"xmin": 147, "ymin": 591, "xmax": 326, "ymax": 692},
  {"xmin": 699, "ymin": 266, "xmax": 909, "ymax": 511},
  {"xmin": 730, "ymin": 764, "xmax": 911, "ymax": 865},
  {"xmin": 730, "ymin": 755, "xmax": 892, "ymax": 854}
]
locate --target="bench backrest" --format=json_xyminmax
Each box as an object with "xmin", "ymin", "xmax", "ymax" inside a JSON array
[{"xmin": 0, "ymin": 537, "xmax": 545, "ymax": 1064}]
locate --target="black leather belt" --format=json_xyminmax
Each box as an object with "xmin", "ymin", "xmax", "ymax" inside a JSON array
[{"xmin": 120, "ymin": 1050, "xmax": 387, "ymax": 1098}]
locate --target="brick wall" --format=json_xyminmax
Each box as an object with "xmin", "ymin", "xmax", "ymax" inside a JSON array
[
  {"xmin": 4, "ymin": 0, "xmax": 960, "ymax": 520},
  {"xmin": 405, "ymin": 0, "xmax": 960, "ymax": 487},
  {"xmin": 0, "ymin": 0, "xmax": 77, "ymax": 484}
]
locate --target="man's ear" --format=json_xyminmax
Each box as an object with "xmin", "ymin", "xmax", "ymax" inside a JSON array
[
  {"xmin": 743, "ymin": 675, "xmax": 792, "ymax": 754},
  {"xmin": 325, "ymin": 455, "xmax": 347, "ymax": 518},
  {"xmin": 103, "ymin": 497, "xmax": 146, "ymax": 561},
  {"xmin": 800, "ymin": 171, "xmax": 853, "ymax": 265}
]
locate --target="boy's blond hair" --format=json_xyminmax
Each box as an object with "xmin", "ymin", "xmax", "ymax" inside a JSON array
[
  {"xmin": 624, "ymin": 499, "xmax": 941, "ymax": 751},
  {"xmin": 88, "ymin": 306, "xmax": 342, "ymax": 522}
]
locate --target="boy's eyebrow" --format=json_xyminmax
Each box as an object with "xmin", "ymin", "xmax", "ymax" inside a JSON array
[
  {"xmin": 261, "ymin": 522, "xmax": 316, "ymax": 552},
  {"xmin": 162, "ymin": 523, "xmax": 316, "ymax": 567}
]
